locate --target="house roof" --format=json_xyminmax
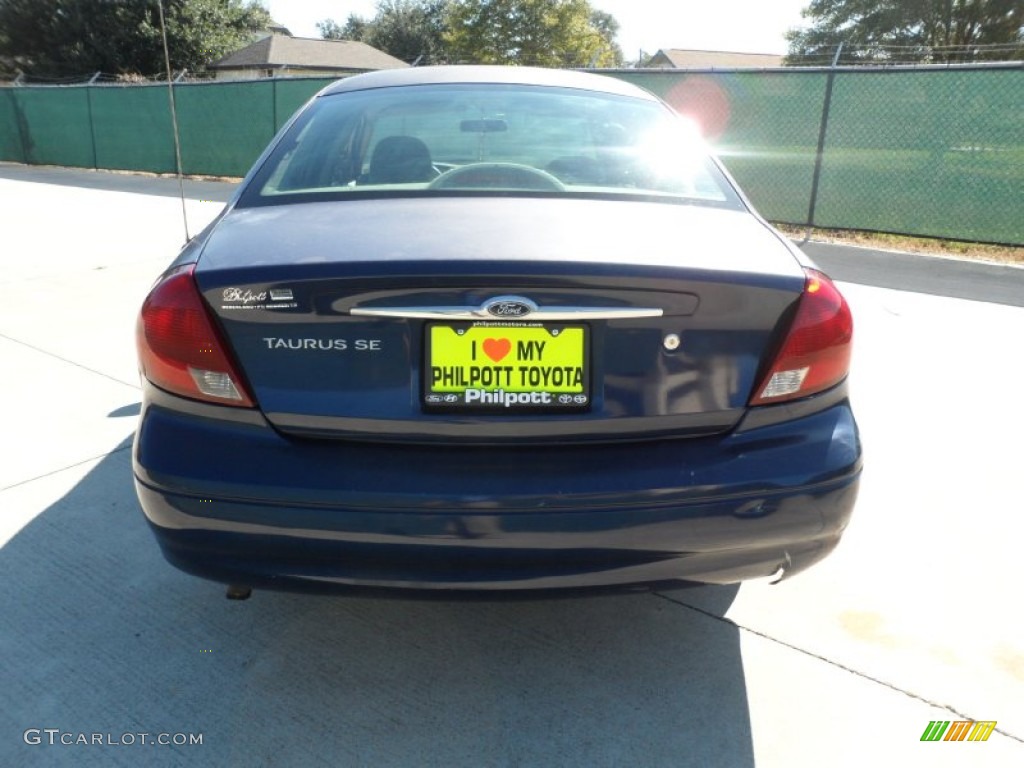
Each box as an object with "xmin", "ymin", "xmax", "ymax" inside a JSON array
[
  {"xmin": 212, "ymin": 35, "xmax": 409, "ymax": 72},
  {"xmin": 648, "ymin": 49, "xmax": 785, "ymax": 69}
]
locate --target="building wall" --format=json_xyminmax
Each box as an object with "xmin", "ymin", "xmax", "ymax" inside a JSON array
[{"xmin": 215, "ymin": 68, "xmax": 359, "ymax": 81}]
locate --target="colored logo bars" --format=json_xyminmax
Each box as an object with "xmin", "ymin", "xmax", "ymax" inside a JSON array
[{"xmin": 921, "ymin": 721, "xmax": 997, "ymax": 742}]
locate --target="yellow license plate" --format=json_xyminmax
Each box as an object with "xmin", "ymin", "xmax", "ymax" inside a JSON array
[{"xmin": 425, "ymin": 324, "xmax": 589, "ymax": 410}]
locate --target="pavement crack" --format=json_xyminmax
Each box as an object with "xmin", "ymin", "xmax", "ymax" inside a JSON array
[
  {"xmin": 652, "ymin": 590, "xmax": 1024, "ymax": 744},
  {"xmin": 0, "ymin": 332, "xmax": 141, "ymax": 390}
]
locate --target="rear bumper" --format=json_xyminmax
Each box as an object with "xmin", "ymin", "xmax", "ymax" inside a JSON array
[{"xmin": 133, "ymin": 384, "xmax": 861, "ymax": 594}]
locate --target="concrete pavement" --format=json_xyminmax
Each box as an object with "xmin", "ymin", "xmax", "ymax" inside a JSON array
[
  {"xmin": 803, "ymin": 240, "xmax": 1024, "ymax": 308},
  {"xmin": 1, "ymin": 166, "xmax": 1021, "ymax": 767}
]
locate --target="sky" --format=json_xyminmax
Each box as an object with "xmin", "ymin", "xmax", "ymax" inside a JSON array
[{"xmin": 261, "ymin": 0, "xmax": 812, "ymax": 58}]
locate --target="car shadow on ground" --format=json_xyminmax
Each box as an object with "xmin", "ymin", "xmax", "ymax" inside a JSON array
[{"xmin": 1, "ymin": 430, "xmax": 754, "ymax": 768}]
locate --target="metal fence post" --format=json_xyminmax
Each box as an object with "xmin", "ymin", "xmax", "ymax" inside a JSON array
[
  {"xmin": 804, "ymin": 43, "xmax": 844, "ymax": 238},
  {"xmin": 272, "ymin": 76, "xmax": 278, "ymax": 132},
  {"xmin": 85, "ymin": 72, "xmax": 100, "ymax": 169}
]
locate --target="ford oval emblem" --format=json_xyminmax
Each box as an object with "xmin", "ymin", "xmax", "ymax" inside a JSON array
[{"xmin": 484, "ymin": 296, "xmax": 536, "ymax": 318}]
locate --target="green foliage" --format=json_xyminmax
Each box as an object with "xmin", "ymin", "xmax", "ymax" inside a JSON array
[
  {"xmin": 317, "ymin": 13, "xmax": 372, "ymax": 43},
  {"xmin": 446, "ymin": 0, "xmax": 622, "ymax": 66},
  {"xmin": 0, "ymin": 0, "xmax": 271, "ymax": 76},
  {"xmin": 316, "ymin": 18, "xmax": 347, "ymax": 40},
  {"xmin": 319, "ymin": 0, "xmax": 622, "ymax": 66},
  {"xmin": 319, "ymin": 1, "xmax": 449, "ymax": 63},
  {"xmin": 787, "ymin": 0, "xmax": 1024, "ymax": 63},
  {"xmin": 374, "ymin": 0, "xmax": 450, "ymax": 62}
]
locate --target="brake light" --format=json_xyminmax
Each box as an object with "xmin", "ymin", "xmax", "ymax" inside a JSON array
[
  {"xmin": 750, "ymin": 268, "xmax": 852, "ymax": 406},
  {"xmin": 136, "ymin": 265, "xmax": 255, "ymax": 407}
]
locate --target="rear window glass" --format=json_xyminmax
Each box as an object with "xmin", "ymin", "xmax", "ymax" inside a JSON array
[{"xmin": 239, "ymin": 83, "xmax": 742, "ymax": 208}]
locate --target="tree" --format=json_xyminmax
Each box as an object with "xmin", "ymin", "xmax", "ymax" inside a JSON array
[
  {"xmin": 787, "ymin": 0, "xmax": 1024, "ymax": 64},
  {"xmin": 318, "ymin": 0, "xmax": 623, "ymax": 66},
  {"xmin": 317, "ymin": 14, "xmax": 371, "ymax": 42},
  {"xmin": 319, "ymin": 1, "xmax": 450, "ymax": 63},
  {"xmin": 0, "ymin": 0, "xmax": 271, "ymax": 76},
  {"xmin": 445, "ymin": 0, "xmax": 622, "ymax": 66},
  {"xmin": 588, "ymin": 7, "xmax": 622, "ymax": 59},
  {"xmin": 366, "ymin": 0, "xmax": 451, "ymax": 62},
  {"xmin": 316, "ymin": 17, "xmax": 347, "ymax": 40}
]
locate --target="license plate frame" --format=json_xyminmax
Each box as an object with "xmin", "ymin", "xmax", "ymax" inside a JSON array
[{"xmin": 424, "ymin": 322, "xmax": 590, "ymax": 412}]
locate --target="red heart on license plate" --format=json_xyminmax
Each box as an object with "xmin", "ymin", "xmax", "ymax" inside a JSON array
[{"xmin": 483, "ymin": 338, "xmax": 511, "ymax": 362}]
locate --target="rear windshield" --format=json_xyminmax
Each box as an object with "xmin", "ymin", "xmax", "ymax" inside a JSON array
[{"xmin": 238, "ymin": 83, "xmax": 743, "ymax": 209}]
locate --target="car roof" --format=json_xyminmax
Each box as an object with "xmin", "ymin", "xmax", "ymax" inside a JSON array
[{"xmin": 318, "ymin": 65, "xmax": 657, "ymax": 101}]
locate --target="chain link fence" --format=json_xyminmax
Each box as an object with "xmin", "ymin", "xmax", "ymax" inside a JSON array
[
  {"xmin": 1, "ymin": 64, "xmax": 1021, "ymax": 245},
  {"xmin": 611, "ymin": 64, "xmax": 1023, "ymax": 245},
  {"xmin": 0, "ymin": 76, "xmax": 335, "ymax": 176}
]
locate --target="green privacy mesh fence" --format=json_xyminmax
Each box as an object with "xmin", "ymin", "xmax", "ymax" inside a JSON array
[
  {"xmin": 0, "ymin": 77, "xmax": 333, "ymax": 179},
  {"xmin": 0, "ymin": 68, "xmax": 1021, "ymax": 244},
  {"xmin": 616, "ymin": 70, "xmax": 830, "ymax": 225},
  {"xmin": 610, "ymin": 66, "xmax": 1023, "ymax": 245},
  {"xmin": 7, "ymin": 86, "xmax": 95, "ymax": 168},
  {"xmin": 174, "ymin": 81, "xmax": 275, "ymax": 176},
  {"xmin": 90, "ymin": 85, "xmax": 175, "ymax": 172},
  {"xmin": 812, "ymin": 68, "xmax": 1022, "ymax": 244}
]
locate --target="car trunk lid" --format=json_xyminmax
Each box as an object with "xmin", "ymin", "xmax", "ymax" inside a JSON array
[{"xmin": 194, "ymin": 197, "xmax": 805, "ymax": 443}]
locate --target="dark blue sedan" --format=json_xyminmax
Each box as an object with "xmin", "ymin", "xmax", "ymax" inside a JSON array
[{"xmin": 134, "ymin": 66, "xmax": 860, "ymax": 598}]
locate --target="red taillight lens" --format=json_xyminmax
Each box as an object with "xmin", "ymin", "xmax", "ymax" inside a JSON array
[
  {"xmin": 136, "ymin": 265, "xmax": 255, "ymax": 407},
  {"xmin": 749, "ymin": 268, "xmax": 852, "ymax": 406}
]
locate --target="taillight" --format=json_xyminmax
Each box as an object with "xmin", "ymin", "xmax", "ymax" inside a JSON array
[
  {"xmin": 136, "ymin": 265, "xmax": 255, "ymax": 407},
  {"xmin": 749, "ymin": 268, "xmax": 852, "ymax": 406}
]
